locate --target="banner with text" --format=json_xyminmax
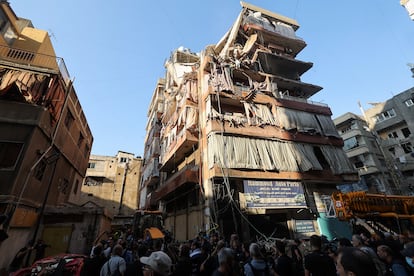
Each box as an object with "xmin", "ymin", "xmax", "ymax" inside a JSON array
[{"xmin": 243, "ymin": 180, "xmax": 306, "ymax": 209}]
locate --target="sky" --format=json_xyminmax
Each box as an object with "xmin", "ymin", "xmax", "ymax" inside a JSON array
[{"xmin": 10, "ymin": 1, "xmax": 414, "ymax": 157}]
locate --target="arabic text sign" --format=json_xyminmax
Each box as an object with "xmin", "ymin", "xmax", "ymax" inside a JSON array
[{"xmin": 243, "ymin": 180, "xmax": 306, "ymax": 208}]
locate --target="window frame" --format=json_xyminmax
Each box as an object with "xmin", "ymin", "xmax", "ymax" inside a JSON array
[{"xmin": 0, "ymin": 141, "xmax": 24, "ymax": 171}]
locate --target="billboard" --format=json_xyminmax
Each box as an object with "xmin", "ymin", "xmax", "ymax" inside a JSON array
[{"xmin": 243, "ymin": 180, "xmax": 306, "ymax": 208}]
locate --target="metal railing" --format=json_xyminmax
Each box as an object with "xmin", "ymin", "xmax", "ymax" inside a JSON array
[{"xmin": 0, "ymin": 45, "xmax": 70, "ymax": 85}]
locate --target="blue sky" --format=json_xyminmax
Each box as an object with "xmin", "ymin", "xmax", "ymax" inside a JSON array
[{"xmin": 11, "ymin": 1, "xmax": 414, "ymax": 157}]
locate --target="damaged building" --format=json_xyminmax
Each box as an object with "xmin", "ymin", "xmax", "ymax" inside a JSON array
[
  {"xmin": 141, "ymin": 2, "xmax": 358, "ymax": 241},
  {"xmin": 0, "ymin": 1, "xmax": 94, "ymax": 268}
]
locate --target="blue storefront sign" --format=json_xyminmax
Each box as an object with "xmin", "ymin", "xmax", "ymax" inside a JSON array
[
  {"xmin": 295, "ymin": 220, "xmax": 315, "ymax": 233},
  {"xmin": 243, "ymin": 180, "xmax": 306, "ymax": 208}
]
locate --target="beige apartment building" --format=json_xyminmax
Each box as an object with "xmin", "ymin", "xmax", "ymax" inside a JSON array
[
  {"xmin": 0, "ymin": 0, "xmax": 97, "ymax": 270},
  {"xmin": 80, "ymin": 151, "xmax": 143, "ymax": 227},
  {"xmin": 142, "ymin": 2, "xmax": 358, "ymax": 241}
]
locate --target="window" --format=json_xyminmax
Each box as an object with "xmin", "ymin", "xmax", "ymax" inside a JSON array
[
  {"xmin": 58, "ymin": 178, "xmax": 69, "ymax": 194},
  {"xmin": 88, "ymin": 162, "xmax": 96, "ymax": 169},
  {"xmin": 34, "ymin": 159, "xmax": 47, "ymax": 181},
  {"xmin": 405, "ymin": 98, "xmax": 414, "ymax": 107},
  {"xmin": 401, "ymin": 127, "xmax": 411, "ymax": 138},
  {"xmin": 388, "ymin": 147, "xmax": 395, "ymax": 155},
  {"xmin": 388, "ymin": 132, "xmax": 398, "ymax": 138},
  {"xmin": 120, "ymin": 157, "xmax": 128, "ymax": 163},
  {"xmin": 64, "ymin": 111, "xmax": 74, "ymax": 129},
  {"xmin": 374, "ymin": 109, "xmax": 396, "ymax": 123},
  {"xmin": 313, "ymin": 146, "xmax": 330, "ymax": 169},
  {"xmin": 0, "ymin": 11, "xmax": 7, "ymax": 31},
  {"xmin": 0, "ymin": 141, "xmax": 23, "ymax": 170},
  {"xmin": 402, "ymin": 142, "xmax": 413, "ymax": 154},
  {"xmin": 84, "ymin": 144, "xmax": 90, "ymax": 158},
  {"xmin": 77, "ymin": 132, "xmax": 84, "ymax": 147},
  {"xmin": 73, "ymin": 179, "xmax": 79, "ymax": 195},
  {"xmin": 354, "ymin": 161, "xmax": 364, "ymax": 168},
  {"xmin": 84, "ymin": 176, "xmax": 103, "ymax": 186},
  {"xmin": 343, "ymin": 137, "xmax": 359, "ymax": 150}
]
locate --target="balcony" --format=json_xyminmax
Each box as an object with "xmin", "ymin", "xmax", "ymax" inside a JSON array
[
  {"xmin": 0, "ymin": 45, "xmax": 70, "ymax": 85},
  {"xmin": 253, "ymin": 50, "xmax": 313, "ymax": 79},
  {"xmin": 153, "ymin": 165, "xmax": 199, "ymax": 201},
  {"xmin": 159, "ymin": 128, "xmax": 198, "ymax": 172},
  {"xmin": 346, "ymin": 145, "xmax": 369, "ymax": 158}
]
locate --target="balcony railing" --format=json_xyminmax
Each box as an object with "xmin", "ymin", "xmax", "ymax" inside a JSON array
[{"xmin": 0, "ymin": 45, "xmax": 70, "ymax": 85}]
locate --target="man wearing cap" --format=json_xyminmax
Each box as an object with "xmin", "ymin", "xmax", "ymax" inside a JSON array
[{"xmin": 140, "ymin": 250, "xmax": 172, "ymax": 276}]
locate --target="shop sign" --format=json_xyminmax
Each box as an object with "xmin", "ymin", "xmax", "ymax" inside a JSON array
[{"xmin": 243, "ymin": 180, "xmax": 306, "ymax": 208}]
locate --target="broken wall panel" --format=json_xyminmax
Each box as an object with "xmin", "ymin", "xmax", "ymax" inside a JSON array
[{"xmin": 207, "ymin": 134, "xmax": 355, "ymax": 174}]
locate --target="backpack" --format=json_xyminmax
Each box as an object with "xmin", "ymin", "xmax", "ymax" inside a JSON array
[{"xmin": 247, "ymin": 261, "xmax": 270, "ymax": 276}]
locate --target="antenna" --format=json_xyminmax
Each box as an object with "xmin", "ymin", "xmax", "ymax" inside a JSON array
[
  {"xmin": 48, "ymin": 29, "xmax": 57, "ymax": 42},
  {"xmin": 407, "ymin": 63, "xmax": 414, "ymax": 78}
]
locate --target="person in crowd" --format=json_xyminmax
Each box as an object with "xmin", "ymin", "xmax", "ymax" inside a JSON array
[
  {"xmin": 337, "ymin": 237, "xmax": 352, "ymax": 249},
  {"xmin": 377, "ymin": 244, "xmax": 409, "ymax": 276},
  {"xmin": 351, "ymin": 234, "xmax": 385, "ymax": 276},
  {"xmin": 401, "ymin": 241, "xmax": 414, "ymax": 273},
  {"xmin": 200, "ymin": 240, "xmax": 225, "ymax": 276},
  {"xmin": 9, "ymin": 240, "xmax": 34, "ymax": 273},
  {"xmin": 336, "ymin": 247, "xmax": 378, "ymax": 276},
  {"xmin": 140, "ymin": 250, "xmax": 172, "ymax": 276},
  {"xmin": 104, "ymin": 237, "xmax": 115, "ymax": 259},
  {"xmin": 172, "ymin": 243, "xmax": 192, "ymax": 276},
  {"xmin": 124, "ymin": 242, "xmax": 148, "ymax": 276},
  {"xmin": 33, "ymin": 239, "xmax": 50, "ymax": 262},
  {"xmin": 91, "ymin": 230, "xmax": 109, "ymax": 258},
  {"xmin": 100, "ymin": 244, "xmax": 127, "ymax": 276},
  {"xmin": 212, "ymin": 247, "xmax": 236, "ymax": 276},
  {"xmin": 272, "ymin": 240, "xmax": 292, "ymax": 276},
  {"xmin": 243, "ymin": 243, "xmax": 269, "ymax": 276},
  {"xmin": 190, "ymin": 239, "xmax": 205, "ymax": 275},
  {"xmin": 304, "ymin": 235, "xmax": 336, "ymax": 276},
  {"xmin": 290, "ymin": 239, "xmax": 303, "ymax": 276},
  {"xmin": 82, "ymin": 244, "xmax": 107, "ymax": 276}
]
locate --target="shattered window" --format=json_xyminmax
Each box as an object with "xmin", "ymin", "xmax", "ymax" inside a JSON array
[
  {"xmin": 388, "ymin": 132, "xmax": 398, "ymax": 138},
  {"xmin": 34, "ymin": 159, "xmax": 47, "ymax": 181},
  {"xmin": 402, "ymin": 142, "xmax": 413, "ymax": 154},
  {"xmin": 374, "ymin": 109, "xmax": 396, "ymax": 123},
  {"xmin": 343, "ymin": 137, "xmax": 358, "ymax": 150},
  {"xmin": 64, "ymin": 110, "xmax": 74, "ymax": 129},
  {"xmin": 0, "ymin": 141, "xmax": 23, "ymax": 170},
  {"xmin": 401, "ymin": 127, "xmax": 411, "ymax": 138}
]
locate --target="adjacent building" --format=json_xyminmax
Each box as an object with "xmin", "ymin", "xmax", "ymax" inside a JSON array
[
  {"xmin": 142, "ymin": 2, "xmax": 358, "ymax": 241},
  {"xmin": 0, "ymin": 1, "xmax": 93, "ymax": 268},
  {"xmin": 401, "ymin": 0, "xmax": 414, "ymax": 20},
  {"xmin": 80, "ymin": 151, "xmax": 143, "ymax": 227},
  {"xmin": 362, "ymin": 88, "xmax": 414, "ymax": 195},
  {"xmin": 334, "ymin": 112, "xmax": 395, "ymax": 194}
]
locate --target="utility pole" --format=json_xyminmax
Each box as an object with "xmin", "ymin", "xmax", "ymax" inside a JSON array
[{"xmin": 118, "ymin": 160, "xmax": 129, "ymax": 215}]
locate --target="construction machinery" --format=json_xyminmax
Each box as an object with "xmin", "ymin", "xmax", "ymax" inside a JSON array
[
  {"xmin": 132, "ymin": 210, "xmax": 166, "ymax": 241},
  {"xmin": 332, "ymin": 191, "xmax": 414, "ymax": 234}
]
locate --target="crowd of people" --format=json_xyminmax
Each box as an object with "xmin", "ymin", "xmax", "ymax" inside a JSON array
[{"xmin": 79, "ymin": 227, "xmax": 414, "ymax": 276}]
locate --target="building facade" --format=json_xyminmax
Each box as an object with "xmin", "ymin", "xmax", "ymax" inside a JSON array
[
  {"xmin": 363, "ymin": 88, "xmax": 414, "ymax": 195},
  {"xmin": 0, "ymin": 1, "xmax": 93, "ymax": 269},
  {"xmin": 334, "ymin": 112, "xmax": 395, "ymax": 194},
  {"xmin": 142, "ymin": 2, "xmax": 358, "ymax": 241},
  {"xmin": 80, "ymin": 151, "xmax": 142, "ymax": 227}
]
